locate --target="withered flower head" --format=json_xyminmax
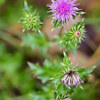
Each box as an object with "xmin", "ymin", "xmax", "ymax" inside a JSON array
[{"xmin": 61, "ymin": 70, "xmax": 82, "ymax": 87}]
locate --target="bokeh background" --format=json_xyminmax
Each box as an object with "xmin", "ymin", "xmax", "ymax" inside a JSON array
[{"xmin": 0, "ymin": 0, "xmax": 100, "ymax": 100}]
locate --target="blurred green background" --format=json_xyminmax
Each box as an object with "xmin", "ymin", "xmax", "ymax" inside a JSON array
[{"xmin": 0, "ymin": 0, "xmax": 100, "ymax": 100}]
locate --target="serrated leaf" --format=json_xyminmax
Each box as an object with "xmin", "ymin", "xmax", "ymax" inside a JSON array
[{"xmin": 28, "ymin": 60, "xmax": 61, "ymax": 83}]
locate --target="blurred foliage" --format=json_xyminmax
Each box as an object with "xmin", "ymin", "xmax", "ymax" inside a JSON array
[
  {"xmin": 21, "ymin": 32, "xmax": 52, "ymax": 57},
  {"xmin": 0, "ymin": 0, "xmax": 22, "ymax": 25},
  {"xmin": 0, "ymin": 0, "xmax": 6, "ymax": 5},
  {"xmin": 84, "ymin": 1, "xmax": 100, "ymax": 31},
  {"xmin": 0, "ymin": 42, "xmax": 36, "ymax": 100},
  {"xmin": 0, "ymin": 0, "xmax": 99, "ymax": 100},
  {"xmin": 72, "ymin": 84, "xmax": 97, "ymax": 100}
]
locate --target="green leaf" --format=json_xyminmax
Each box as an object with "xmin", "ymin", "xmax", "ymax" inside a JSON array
[
  {"xmin": 61, "ymin": 52, "xmax": 71, "ymax": 72},
  {"xmin": 28, "ymin": 60, "xmax": 61, "ymax": 83},
  {"xmin": 24, "ymin": 0, "xmax": 29, "ymax": 11},
  {"xmin": 75, "ymin": 66, "xmax": 96, "ymax": 80}
]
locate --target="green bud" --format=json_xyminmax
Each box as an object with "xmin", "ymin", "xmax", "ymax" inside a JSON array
[
  {"xmin": 58, "ymin": 20, "xmax": 85, "ymax": 52},
  {"xmin": 20, "ymin": 0, "xmax": 41, "ymax": 32}
]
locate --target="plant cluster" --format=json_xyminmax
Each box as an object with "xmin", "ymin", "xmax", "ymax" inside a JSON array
[{"xmin": 19, "ymin": 0, "xmax": 95, "ymax": 100}]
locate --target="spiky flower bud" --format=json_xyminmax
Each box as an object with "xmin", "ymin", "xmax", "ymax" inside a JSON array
[
  {"xmin": 58, "ymin": 20, "xmax": 85, "ymax": 51},
  {"xmin": 21, "ymin": 11, "xmax": 41, "ymax": 32},
  {"xmin": 20, "ymin": 0, "xmax": 41, "ymax": 32}
]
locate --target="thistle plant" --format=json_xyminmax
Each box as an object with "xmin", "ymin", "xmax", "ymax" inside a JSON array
[
  {"xmin": 20, "ymin": 0, "xmax": 95, "ymax": 100},
  {"xmin": 20, "ymin": 1, "xmax": 52, "ymax": 57}
]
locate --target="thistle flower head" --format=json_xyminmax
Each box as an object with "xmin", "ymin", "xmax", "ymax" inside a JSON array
[
  {"xmin": 61, "ymin": 70, "xmax": 82, "ymax": 87},
  {"xmin": 48, "ymin": 0, "xmax": 80, "ymax": 24}
]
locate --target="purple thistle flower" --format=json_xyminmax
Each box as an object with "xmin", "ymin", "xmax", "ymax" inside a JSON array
[
  {"xmin": 48, "ymin": 0, "xmax": 81, "ymax": 24},
  {"xmin": 61, "ymin": 70, "xmax": 82, "ymax": 87}
]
